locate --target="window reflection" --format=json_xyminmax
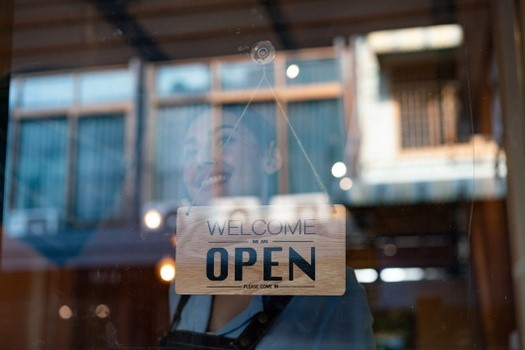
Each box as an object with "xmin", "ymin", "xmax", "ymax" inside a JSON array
[
  {"xmin": 0, "ymin": 1, "xmax": 519, "ymax": 347},
  {"xmin": 20, "ymin": 74, "xmax": 73, "ymax": 109},
  {"xmin": 74, "ymin": 115, "xmax": 125, "ymax": 222},
  {"xmin": 14, "ymin": 118, "xmax": 68, "ymax": 211},
  {"xmin": 286, "ymin": 58, "xmax": 339, "ymax": 85},
  {"xmin": 79, "ymin": 70, "xmax": 134, "ymax": 105},
  {"xmin": 154, "ymin": 104, "xmax": 210, "ymax": 201},
  {"xmin": 4, "ymin": 40, "xmax": 509, "ymax": 349},
  {"xmin": 220, "ymin": 61, "xmax": 274, "ymax": 90},
  {"xmin": 288, "ymin": 99, "xmax": 344, "ymax": 193},
  {"xmin": 156, "ymin": 64, "xmax": 211, "ymax": 96}
]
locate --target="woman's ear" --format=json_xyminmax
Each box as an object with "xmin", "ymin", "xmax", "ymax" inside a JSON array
[{"xmin": 263, "ymin": 140, "xmax": 282, "ymax": 174}]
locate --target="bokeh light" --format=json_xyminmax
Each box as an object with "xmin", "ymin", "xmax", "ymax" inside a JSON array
[
  {"xmin": 58, "ymin": 305, "xmax": 73, "ymax": 320},
  {"xmin": 95, "ymin": 304, "xmax": 110, "ymax": 319},
  {"xmin": 286, "ymin": 64, "xmax": 300, "ymax": 79},
  {"xmin": 331, "ymin": 162, "xmax": 347, "ymax": 178},
  {"xmin": 380, "ymin": 268, "xmax": 424, "ymax": 282},
  {"xmin": 157, "ymin": 257, "xmax": 176, "ymax": 282},
  {"xmin": 339, "ymin": 177, "xmax": 353, "ymax": 190},
  {"xmin": 355, "ymin": 269, "xmax": 378, "ymax": 283},
  {"xmin": 144, "ymin": 209, "xmax": 162, "ymax": 229}
]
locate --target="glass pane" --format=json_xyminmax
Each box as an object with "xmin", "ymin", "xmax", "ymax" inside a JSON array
[
  {"xmin": 14, "ymin": 118, "xmax": 68, "ymax": 212},
  {"xmin": 79, "ymin": 69, "xmax": 134, "ymax": 105},
  {"xmin": 286, "ymin": 58, "xmax": 339, "ymax": 85},
  {"xmin": 74, "ymin": 115, "xmax": 125, "ymax": 221},
  {"xmin": 222, "ymin": 102, "xmax": 278, "ymax": 200},
  {"xmin": 220, "ymin": 61, "xmax": 274, "ymax": 90},
  {"xmin": 8, "ymin": 80, "xmax": 17, "ymax": 108},
  {"xmin": 2, "ymin": 1, "xmax": 522, "ymax": 349},
  {"xmin": 20, "ymin": 74, "xmax": 73, "ymax": 109},
  {"xmin": 156, "ymin": 64, "xmax": 211, "ymax": 96},
  {"xmin": 154, "ymin": 104, "xmax": 211, "ymax": 201},
  {"xmin": 287, "ymin": 99, "xmax": 344, "ymax": 193}
]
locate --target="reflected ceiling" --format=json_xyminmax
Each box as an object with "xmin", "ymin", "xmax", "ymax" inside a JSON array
[{"xmin": 10, "ymin": 0, "xmax": 487, "ymax": 69}]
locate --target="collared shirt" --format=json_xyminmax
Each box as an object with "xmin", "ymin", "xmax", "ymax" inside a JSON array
[{"xmin": 169, "ymin": 269, "xmax": 375, "ymax": 349}]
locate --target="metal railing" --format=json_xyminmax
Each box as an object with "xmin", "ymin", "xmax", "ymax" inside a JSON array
[{"xmin": 394, "ymin": 81, "xmax": 458, "ymax": 149}]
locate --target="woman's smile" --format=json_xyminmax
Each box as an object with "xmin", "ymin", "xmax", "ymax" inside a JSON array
[
  {"xmin": 202, "ymin": 173, "xmax": 229, "ymax": 188},
  {"xmin": 197, "ymin": 166, "xmax": 233, "ymax": 191}
]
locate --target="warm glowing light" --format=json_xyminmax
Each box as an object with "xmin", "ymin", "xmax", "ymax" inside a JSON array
[
  {"xmin": 355, "ymin": 269, "xmax": 378, "ymax": 283},
  {"xmin": 158, "ymin": 257, "xmax": 176, "ymax": 282},
  {"xmin": 58, "ymin": 305, "xmax": 73, "ymax": 320},
  {"xmin": 339, "ymin": 177, "xmax": 353, "ymax": 190},
  {"xmin": 369, "ymin": 24, "xmax": 463, "ymax": 54},
  {"xmin": 331, "ymin": 162, "xmax": 347, "ymax": 178},
  {"xmin": 286, "ymin": 64, "xmax": 300, "ymax": 79},
  {"xmin": 160, "ymin": 264, "xmax": 176, "ymax": 282},
  {"xmin": 95, "ymin": 304, "xmax": 110, "ymax": 319},
  {"xmin": 144, "ymin": 209, "xmax": 162, "ymax": 229},
  {"xmin": 380, "ymin": 268, "xmax": 425, "ymax": 282}
]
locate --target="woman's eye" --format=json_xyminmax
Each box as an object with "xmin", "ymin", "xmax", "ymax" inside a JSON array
[{"xmin": 218, "ymin": 134, "xmax": 236, "ymax": 147}]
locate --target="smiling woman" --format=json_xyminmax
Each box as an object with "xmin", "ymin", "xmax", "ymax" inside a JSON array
[{"xmin": 182, "ymin": 105, "xmax": 280, "ymax": 206}]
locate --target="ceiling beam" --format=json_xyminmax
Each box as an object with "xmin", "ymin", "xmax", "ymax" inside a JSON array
[
  {"xmin": 90, "ymin": 0, "xmax": 169, "ymax": 62},
  {"xmin": 259, "ymin": 0, "xmax": 297, "ymax": 50}
]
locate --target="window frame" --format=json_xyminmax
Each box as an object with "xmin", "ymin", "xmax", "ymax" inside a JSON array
[{"xmin": 7, "ymin": 66, "xmax": 137, "ymax": 229}]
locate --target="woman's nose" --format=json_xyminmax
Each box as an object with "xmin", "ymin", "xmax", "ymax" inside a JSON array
[{"xmin": 194, "ymin": 147, "xmax": 214, "ymax": 166}]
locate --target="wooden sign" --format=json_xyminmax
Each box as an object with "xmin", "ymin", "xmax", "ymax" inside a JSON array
[{"xmin": 175, "ymin": 204, "xmax": 346, "ymax": 295}]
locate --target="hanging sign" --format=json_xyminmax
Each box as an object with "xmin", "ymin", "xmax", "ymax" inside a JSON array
[{"xmin": 175, "ymin": 204, "xmax": 346, "ymax": 295}]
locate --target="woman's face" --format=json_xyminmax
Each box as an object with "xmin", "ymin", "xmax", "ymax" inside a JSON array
[{"xmin": 182, "ymin": 112, "xmax": 268, "ymax": 205}]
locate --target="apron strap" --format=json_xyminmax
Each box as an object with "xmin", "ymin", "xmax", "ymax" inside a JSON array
[
  {"xmin": 169, "ymin": 294, "xmax": 191, "ymax": 331},
  {"xmin": 161, "ymin": 295, "xmax": 292, "ymax": 349}
]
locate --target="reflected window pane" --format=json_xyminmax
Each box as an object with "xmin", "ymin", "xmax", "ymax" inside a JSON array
[
  {"xmin": 287, "ymin": 99, "xmax": 344, "ymax": 193},
  {"xmin": 154, "ymin": 104, "xmax": 211, "ymax": 201},
  {"xmin": 20, "ymin": 74, "xmax": 74, "ymax": 109},
  {"xmin": 222, "ymin": 102, "xmax": 278, "ymax": 199},
  {"xmin": 9, "ymin": 81, "xmax": 18, "ymax": 108},
  {"xmin": 286, "ymin": 58, "xmax": 339, "ymax": 85},
  {"xmin": 156, "ymin": 64, "xmax": 211, "ymax": 96},
  {"xmin": 79, "ymin": 69, "xmax": 134, "ymax": 105},
  {"xmin": 74, "ymin": 115, "xmax": 125, "ymax": 221},
  {"xmin": 14, "ymin": 118, "xmax": 68, "ymax": 212},
  {"xmin": 220, "ymin": 61, "xmax": 274, "ymax": 90},
  {"xmin": 221, "ymin": 102, "xmax": 276, "ymax": 136}
]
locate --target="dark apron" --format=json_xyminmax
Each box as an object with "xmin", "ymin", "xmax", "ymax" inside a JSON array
[{"xmin": 160, "ymin": 295, "xmax": 292, "ymax": 349}]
